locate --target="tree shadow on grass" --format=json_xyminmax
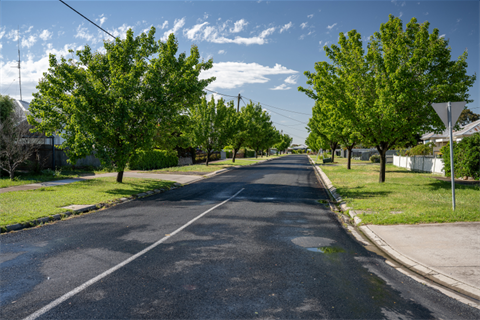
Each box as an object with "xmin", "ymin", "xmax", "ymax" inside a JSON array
[{"xmin": 335, "ymin": 186, "xmax": 391, "ymax": 199}]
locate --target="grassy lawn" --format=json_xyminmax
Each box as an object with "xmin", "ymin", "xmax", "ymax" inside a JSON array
[
  {"xmin": 147, "ymin": 158, "xmax": 264, "ymax": 174},
  {"xmin": 0, "ymin": 167, "xmax": 117, "ymax": 189},
  {"xmin": 0, "ymin": 177, "xmax": 174, "ymax": 227},
  {"xmin": 320, "ymin": 164, "xmax": 480, "ymax": 225}
]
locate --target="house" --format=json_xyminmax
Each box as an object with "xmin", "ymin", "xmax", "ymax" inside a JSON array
[{"xmin": 421, "ymin": 119, "xmax": 480, "ymax": 153}]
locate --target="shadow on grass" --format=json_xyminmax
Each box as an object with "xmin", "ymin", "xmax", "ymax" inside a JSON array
[{"xmin": 336, "ymin": 186, "xmax": 392, "ymax": 199}]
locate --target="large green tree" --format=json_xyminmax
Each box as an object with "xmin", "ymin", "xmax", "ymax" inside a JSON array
[
  {"xmin": 302, "ymin": 15, "xmax": 476, "ymax": 182},
  {"xmin": 28, "ymin": 28, "xmax": 214, "ymax": 182},
  {"xmin": 189, "ymin": 96, "xmax": 236, "ymax": 166},
  {"xmin": 457, "ymin": 108, "xmax": 480, "ymax": 126}
]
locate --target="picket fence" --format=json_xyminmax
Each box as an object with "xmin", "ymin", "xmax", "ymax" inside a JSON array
[{"xmin": 393, "ymin": 155, "xmax": 444, "ymax": 175}]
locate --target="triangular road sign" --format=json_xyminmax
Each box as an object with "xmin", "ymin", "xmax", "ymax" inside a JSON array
[{"xmin": 431, "ymin": 101, "xmax": 466, "ymax": 127}]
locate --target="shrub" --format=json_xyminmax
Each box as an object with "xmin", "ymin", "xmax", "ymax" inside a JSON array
[
  {"xmin": 370, "ymin": 154, "xmax": 380, "ymax": 163},
  {"xmin": 406, "ymin": 142, "xmax": 434, "ymax": 156},
  {"xmin": 129, "ymin": 149, "xmax": 178, "ymax": 170},
  {"xmin": 247, "ymin": 150, "xmax": 255, "ymax": 158},
  {"xmin": 441, "ymin": 133, "xmax": 480, "ymax": 179}
]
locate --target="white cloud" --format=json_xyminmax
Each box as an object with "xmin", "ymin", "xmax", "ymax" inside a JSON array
[
  {"xmin": 0, "ymin": 27, "xmax": 6, "ymax": 39},
  {"xmin": 108, "ymin": 23, "xmax": 135, "ymax": 40},
  {"xmin": 299, "ymin": 34, "xmax": 305, "ymax": 40},
  {"xmin": 279, "ymin": 22, "xmax": 293, "ymax": 33},
  {"xmin": 200, "ymin": 62, "xmax": 298, "ymax": 90},
  {"xmin": 284, "ymin": 75, "xmax": 298, "ymax": 84},
  {"xmin": 399, "ymin": 12, "xmax": 403, "ymax": 18},
  {"xmin": 25, "ymin": 26, "xmax": 34, "ymax": 33},
  {"xmin": 270, "ymin": 83, "xmax": 291, "ymax": 91},
  {"xmin": 99, "ymin": 15, "xmax": 107, "ymax": 27},
  {"xmin": 6, "ymin": 29, "xmax": 19, "ymax": 41},
  {"xmin": 318, "ymin": 40, "xmax": 322, "ymax": 45},
  {"xmin": 21, "ymin": 35, "xmax": 37, "ymax": 48},
  {"xmin": 307, "ymin": 14, "xmax": 314, "ymax": 19},
  {"xmin": 0, "ymin": 43, "xmax": 81, "ymax": 101},
  {"xmin": 160, "ymin": 20, "xmax": 168, "ymax": 29},
  {"xmin": 183, "ymin": 22, "xmax": 275, "ymax": 45},
  {"xmin": 58, "ymin": 30, "xmax": 65, "ymax": 37},
  {"xmin": 39, "ymin": 30, "xmax": 52, "ymax": 41},
  {"xmin": 75, "ymin": 24, "xmax": 99, "ymax": 43},
  {"xmin": 162, "ymin": 17, "xmax": 185, "ymax": 40},
  {"xmin": 300, "ymin": 22, "xmax": 308, "ymax": 29},
  {"xmin": 327, "ymin": 23, "xmax": 337, "ymax": 30},
  {"xmin": 439, "ymin": 34, "xmax": 446, "ymax": 38},
  {"xmin": 204, "ymin": 13, "xmax": 209, "ymax": 20},
  {"xmin": 184, "ymin": 22, "xmax": 208, "ymax": 40},
  {"xmin": 218, "ymin": 50, "xmax": 226, "ymax": 54},
  {"xmin": 401, "ymin": 1, "xmax": 406, "ymax": 6},
  {"xmin": 230, "ymin": 19, "xmax": 248, "ymax": 33}
]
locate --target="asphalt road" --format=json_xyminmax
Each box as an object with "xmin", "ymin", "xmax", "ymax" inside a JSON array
[{"xmin": 1, "ymin": 155, "xmax": 479, "ymax": 319}]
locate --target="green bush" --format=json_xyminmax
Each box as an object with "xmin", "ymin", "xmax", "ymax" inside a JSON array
[
  {"xmin": 129, "ymin": 149, "xmax": 178, "ymax": 170},
  {"xmin": 406, "ymin": 142, "xmax": 434, "ymax": 156},
  {"xmin": 370, "ymin": 154, "xmax": 380, "ymax": 163},
  {"xmin": 247, "ymin": 150, "xmax": 255, "ymax": 158},
  {"xmin": 441, "ymin": 133, "xmax": 480, "ymax": 179}
]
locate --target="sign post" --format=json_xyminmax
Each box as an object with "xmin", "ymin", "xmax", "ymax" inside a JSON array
[{"xmin": 431, "ymin": 101, "xmax": 466, "ymax": 210}]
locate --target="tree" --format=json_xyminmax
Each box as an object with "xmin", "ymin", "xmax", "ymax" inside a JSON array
[
  {"xmin": 457, "ymin": 108, "xmax": 480, "ymax": 126},
  {"xmin": 28, "ymin": 28, "xmax": 214, "ymax": 182},
  {"xmin": 244, "ymin": 102, "xmax": 276, "ymax": 158},
  {"xmin": 0, "ymin": 97, "xmax": 43, "ymax": 180},
  {"xmin": 227, "ymin": 106, "xmax": 248, "ymax": 163},
  {"xmin": 302, "ymin": 15, "xmax": 476, "ymax": 182},
  {"xmin": 275, "ymin": 133, "xmax": 293, "ymax": 154},
  {"xmin": 189, "ymin": 96, "xmax": 235, "ymax": 166}
]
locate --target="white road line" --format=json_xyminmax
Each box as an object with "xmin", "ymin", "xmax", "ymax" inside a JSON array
[{"xmin": 24, "ymin": 188, "xmax": 245, "ymax": 320}]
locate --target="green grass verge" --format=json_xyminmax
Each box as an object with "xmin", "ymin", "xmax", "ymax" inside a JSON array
[
  {"xmin": 148, "ymin": 158, "xmax": 265, "ymax": 174},
  {"xmin": 0, "ymin": 177, "xmax": 175, "ymax": 227},
  {"xmin": 320, "ymin": 164, "xmax": 480, "ymax": 225},
  {"xmin": 0, "ymin": 167, "xmax": 118, "ymax": 189}
]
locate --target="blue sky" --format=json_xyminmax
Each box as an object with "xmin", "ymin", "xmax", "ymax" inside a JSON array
[{"xmin": 1, "ymin": 0, "xmax": 478, "ymax": 144}]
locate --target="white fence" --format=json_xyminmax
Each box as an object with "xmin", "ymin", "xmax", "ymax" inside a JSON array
[{"xmin": 393, "ymin": 155, "xmax": 444, "ymax": 175}]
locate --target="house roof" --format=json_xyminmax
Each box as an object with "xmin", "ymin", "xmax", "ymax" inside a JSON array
[{"xmin": 421, "ymin": 119, "xmax": 480, "ymax": 140}]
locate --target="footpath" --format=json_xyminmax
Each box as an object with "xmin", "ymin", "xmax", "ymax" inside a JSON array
[{"xmin": 308, "ymin": 156, "xmax": 480, "ymax": 308}]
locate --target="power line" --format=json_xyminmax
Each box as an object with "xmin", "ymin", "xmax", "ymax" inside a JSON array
[
  {"xmin": 205, "ymin": 89, "xmax": 239, "ymax": 99},
  {"xmin": 272, "ymin": 122, "xmax": 306, "ymax": 133},
  {"xmin": 242, "ymin": 95, "xmax": 311, "ymax": 116},
  {"xmin": 59, "ymin": 0, "xmax": 115, "ymax": 39}
]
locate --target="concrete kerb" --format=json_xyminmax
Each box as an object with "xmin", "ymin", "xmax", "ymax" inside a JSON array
[{"xmin": 307, "ymin": 156, "xmax": 480, "ymax": 307}]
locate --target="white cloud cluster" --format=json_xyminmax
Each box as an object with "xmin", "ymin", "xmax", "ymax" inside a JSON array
[
  {"xmin": 21, "ymin": 35, "xmax": 37, "ymax": 48},
  {"xmin": 270, "ymin": 75, "xmax": 298, "ymax": 91},
  {"xmin": 183, "ymin": 20, "xmax": 275, "ymax": 45},
  {"xmin": 160, "ymin": 20, "xmax": 169, "ymax": 29},
  {"xmin": 200, "ymin": 62, "xmax": 298, "ymax": 90},
  {"xmin": 39, "ymin": 30, "xmax": 52, "ymax": 41},
  {"xmin": 279, "ymin": 22, "xmax": 293, "ymax": 33},
  {"xmin": 307, "ymin": 14, "xmax": 314, "ymax": 19},
  {"xmin": 162, "ymin": 17, "xmax": 186, "ymax": 41},
  {"xmin": 230, "ymin": 19, "xmax": 248, "ymax": 33},
  {"xmin": 300, "ymin": 22, "xmax": 308, "ymax": 29},
  {"xmin": 327, "ymin": 23, "xmax": 337, "ymax": 30},
  {"xmin": 75, "ymin": 24, "xmax": 99, "ymax": 43}
]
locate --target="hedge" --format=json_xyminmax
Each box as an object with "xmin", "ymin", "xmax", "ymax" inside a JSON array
[
  {"xmin": 440, "ymin": 132, "xmax": 480, "ymax": 180},
  {"xmin": 129, "ymin": 149, "xmax": 178, "ymax": 170}
]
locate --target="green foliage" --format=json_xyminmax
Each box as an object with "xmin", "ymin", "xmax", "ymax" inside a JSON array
[
  {"xmin": 28, "ymin": 28, "xmax": 214, "ymax": 182},
  {"xmin": 129, "ymin": 149, "xmax": 178, "ymax": 170},
  {"xmin": 406, "ymin": 143, "xmax": 434, "ymax": 156},
  {"xmin": 300, "ymin": 15, "xmax": 476, "ymax": 182},
  {"xmin": 458, "ymin": 108, "xmax": 480, "ymax": 126},
  {"xmin": 0, "ymin": 94, "xmax": 15, "ymax": 123},
  {"xmin": 275, "ymin": 133, "xmax": 293, "ymax": 153},
  {"xmin": 243, "ymin": 100, "xmax": 280, "ymax": 156},
  {"xmin": 246, "ymin": 150, "xmax": 256, "ymax": 158},
  {"xmin": 369, "ymin": 154, "xmax": 380, "ymax": 163},
  {"xmin": 441, "ymin": 133, "xmax": 480, "ymax": 179},
  {"xmin": 189, "ymin": 96, "xmax": 235, "ymax": 165}
]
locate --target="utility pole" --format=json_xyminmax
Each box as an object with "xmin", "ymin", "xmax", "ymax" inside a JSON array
[
  {"xmin": 11, "ymin": 27, "xmax": 23, "ymax": 101},
  {"xmin": 237, "ymin": 93, "xmax": 241, "ymax": 112}
]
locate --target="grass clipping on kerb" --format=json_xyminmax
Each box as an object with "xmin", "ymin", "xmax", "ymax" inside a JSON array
[
  {"xmin": 0, "ymin": 177, "xmax": 175, "ymax": 227},
  {"xmin": 320, "ymin": 163, "xmax": 480, "ymax": 225}
]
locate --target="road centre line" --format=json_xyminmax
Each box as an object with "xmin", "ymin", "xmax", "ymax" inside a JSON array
[{"xmin": 24, "ymin": 188, "xmax": 245, "ymax": 320}]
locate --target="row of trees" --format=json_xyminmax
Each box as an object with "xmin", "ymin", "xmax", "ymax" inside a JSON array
[
  {"xmin": 20, "ymin": 27, "xmax": 288, "ymax": 182},
  {"xmin": 300, "ymin": 15, "xmax": 476, "ymax": 182}
]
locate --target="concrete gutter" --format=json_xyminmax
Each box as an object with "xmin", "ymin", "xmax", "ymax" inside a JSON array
[{"xmin": 307, "ymin": 155, "xmax": 480, "ymax": 308}]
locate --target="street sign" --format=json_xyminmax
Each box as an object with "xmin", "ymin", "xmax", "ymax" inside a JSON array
[
  {"xmin": 432, "ymin": 102, "xmax": 466, "ymax": 128},
  {"xmin": 431, "ymin": 101, "xmax": 466, "ymax": 211}
]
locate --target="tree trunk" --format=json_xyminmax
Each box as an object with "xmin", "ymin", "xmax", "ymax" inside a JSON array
[
  {"xmin": 9, "ymin": 169, "xmax": 15, "ymax": 181},
  {"xmin": 347, "ymin": 143, "xmax": 356, "ymax": 170},
  {"xmin": 116, "ymin": 171, "xmax": 124, "ymax": 183},
  {"xmin": 232, "ymin": 148, "xmax": 237, "ymax": 163},
  {"xmin": 330, "ymin": 142, "xmax": 338, "ymax": 162},
  {"xmin": 255, "ymin": 150, "xmax": 258, "ymax": 158},
  {"xmin": 377, "ymin": 147, "xmax": 387, "ymax": 183},
  {"xmin": 206, "ymin": 150, "xmax": 211, "ymax": 166},
  {"xmin": 190, "ymin": 147, "xmax": 196, "ymax": 164},
  {"xmin": 245, "ymin": 148, "xmax": 248, "ymax": 158}
]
